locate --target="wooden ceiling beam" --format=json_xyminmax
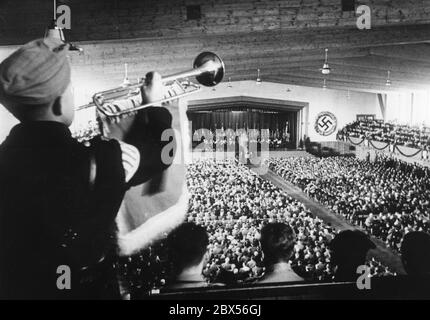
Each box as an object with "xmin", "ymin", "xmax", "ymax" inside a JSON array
[
  {"xmin": 369, "ymin": 44, "xmax": 430, "ymax": 64},
  {"xmin": 326, "ymin": 62, "xmax": 430, "ymax": 81},
  {"xmin": 295, "ymin": 65, "xmax": 430, "ymax": 85},
  {"xmin": 329, "ymin": 56, "xmax": 430, "ymax": 76},
  {"xmin": 261, "ymin": 75, "xmax": 404, "ymax": 93},
  {"xmin": 225, "ymin": 65, "xmax": 429, "ymax": 89}
]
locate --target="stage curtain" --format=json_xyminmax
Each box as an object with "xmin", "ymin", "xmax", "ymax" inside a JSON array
[{"xmin": 188, "ymin": 108, "xmax": 296, "ymax": 144}]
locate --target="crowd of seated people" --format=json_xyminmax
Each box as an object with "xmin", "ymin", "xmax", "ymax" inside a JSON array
[
  {"xmin": 116, "ymin": 159, "xmax": 394, "ymax": 294},
  {"xmin": 186, "ymin": 159, "xmax": 339, "ymax": 284},
  {"xmin": 338, "ymin": 119, "xmax": 430, "ymax": 150},
  {"xmin": 267, "ymin": 155, "xmax": 430, "ymax": 252},
  {"xmin": 70, "ymin": 120, "xmax": 101, "ymax": 143}
]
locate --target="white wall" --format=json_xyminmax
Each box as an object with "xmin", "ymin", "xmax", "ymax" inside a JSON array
[{"xmin": 182, "ymin": 80, "xmax": 381, "ymax": 142}]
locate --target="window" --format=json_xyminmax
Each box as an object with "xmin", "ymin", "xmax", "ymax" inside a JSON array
[
  {"xmin": 341, "ymin": 0, "xmax": 356, "ymax": 12},
  {"xmin": 186, "ymin": 5, "xmax": 201, "ymax": 20}
]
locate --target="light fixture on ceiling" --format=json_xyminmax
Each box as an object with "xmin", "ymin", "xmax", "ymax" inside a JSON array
[
  {"xmin": 227, "ymin": 77, "xmax": 233, "ymax": 88},
  {"xmin": 45, "ymin": 0, "xmax": 83, "ymax": 52},
  {"xmin": 256, "ymin": 69, "xmax": 262, "ymax": 85},
  {"xmin": 322, "ymin": 78, "xmax": 327, "ymax": 90},
  {"xmin": 321, "ymin": 48, "xmax": 331, "ymax": 75},
  {"xmin": 122, "ymin": 63, "xmax": 130, "ymax": 86},
  {"xmin": 386, "ymin": 70, "xmax": 392, "ymax": 86}
]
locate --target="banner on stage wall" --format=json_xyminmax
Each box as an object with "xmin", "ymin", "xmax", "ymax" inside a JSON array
[{"xmin": 315, "ymin": 112, "xmax": 337, "ymax": 136}]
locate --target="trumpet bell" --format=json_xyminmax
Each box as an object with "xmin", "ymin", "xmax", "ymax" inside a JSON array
[{"xmin": 194, "ymin": 52, "xmax": 225, "ymax": 87}]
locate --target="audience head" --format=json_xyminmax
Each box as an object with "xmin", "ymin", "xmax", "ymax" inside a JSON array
[
  {"xmin": 401, "ymin": 231, "xmax": 430, "ymax": 277},
  {"xmin": 330, "ymin": 230, "xmax": 376, "ymax": 281},
  {"xmin": 167, "ymin": 222, "xmax": 209, "ymax": 276},
  {"xmin": 260, "ymin": 223, "xmax": 296, "ymax": 267}
]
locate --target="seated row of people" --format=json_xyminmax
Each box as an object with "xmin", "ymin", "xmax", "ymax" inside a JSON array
[
  {"xmin": 338, "ymin": 119, "xmax": 430, "ymax": 149},
  {"xmin": 166, "ymin": 222, "xmax": 430, "ymax": 290}
]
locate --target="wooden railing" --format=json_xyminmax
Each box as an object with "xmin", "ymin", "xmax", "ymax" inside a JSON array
[{"xmin": 140, "ymin": 276, "xmax": 430, "ymax": 300}]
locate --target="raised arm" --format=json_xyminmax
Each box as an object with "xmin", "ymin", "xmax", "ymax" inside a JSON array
[{"xmin": 100, "ymin": 71, "xmax": 187, "ymax": 255}]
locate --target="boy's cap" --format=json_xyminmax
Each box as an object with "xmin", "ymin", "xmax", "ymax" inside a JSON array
[{"xmin": 0, "ymin": 37, "xmax": 71, "ymax": 106}]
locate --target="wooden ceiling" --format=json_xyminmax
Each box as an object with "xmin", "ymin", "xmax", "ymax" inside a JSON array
[
  {"xmin": 260, "ymin": 42, "xmax": 430, "ymax": 93},
  {"xmin": 2, "ymin": 0, "xmax": 430, "ymax": 93},
  {"xmin": 217, "ymin": 25, "xmax": 430, "ymax": 93}
]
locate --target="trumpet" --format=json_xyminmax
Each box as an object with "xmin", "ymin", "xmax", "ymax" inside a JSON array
[{"xmin": 75, "ymin": 52, "xmax": 225, "ymax": 117}]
